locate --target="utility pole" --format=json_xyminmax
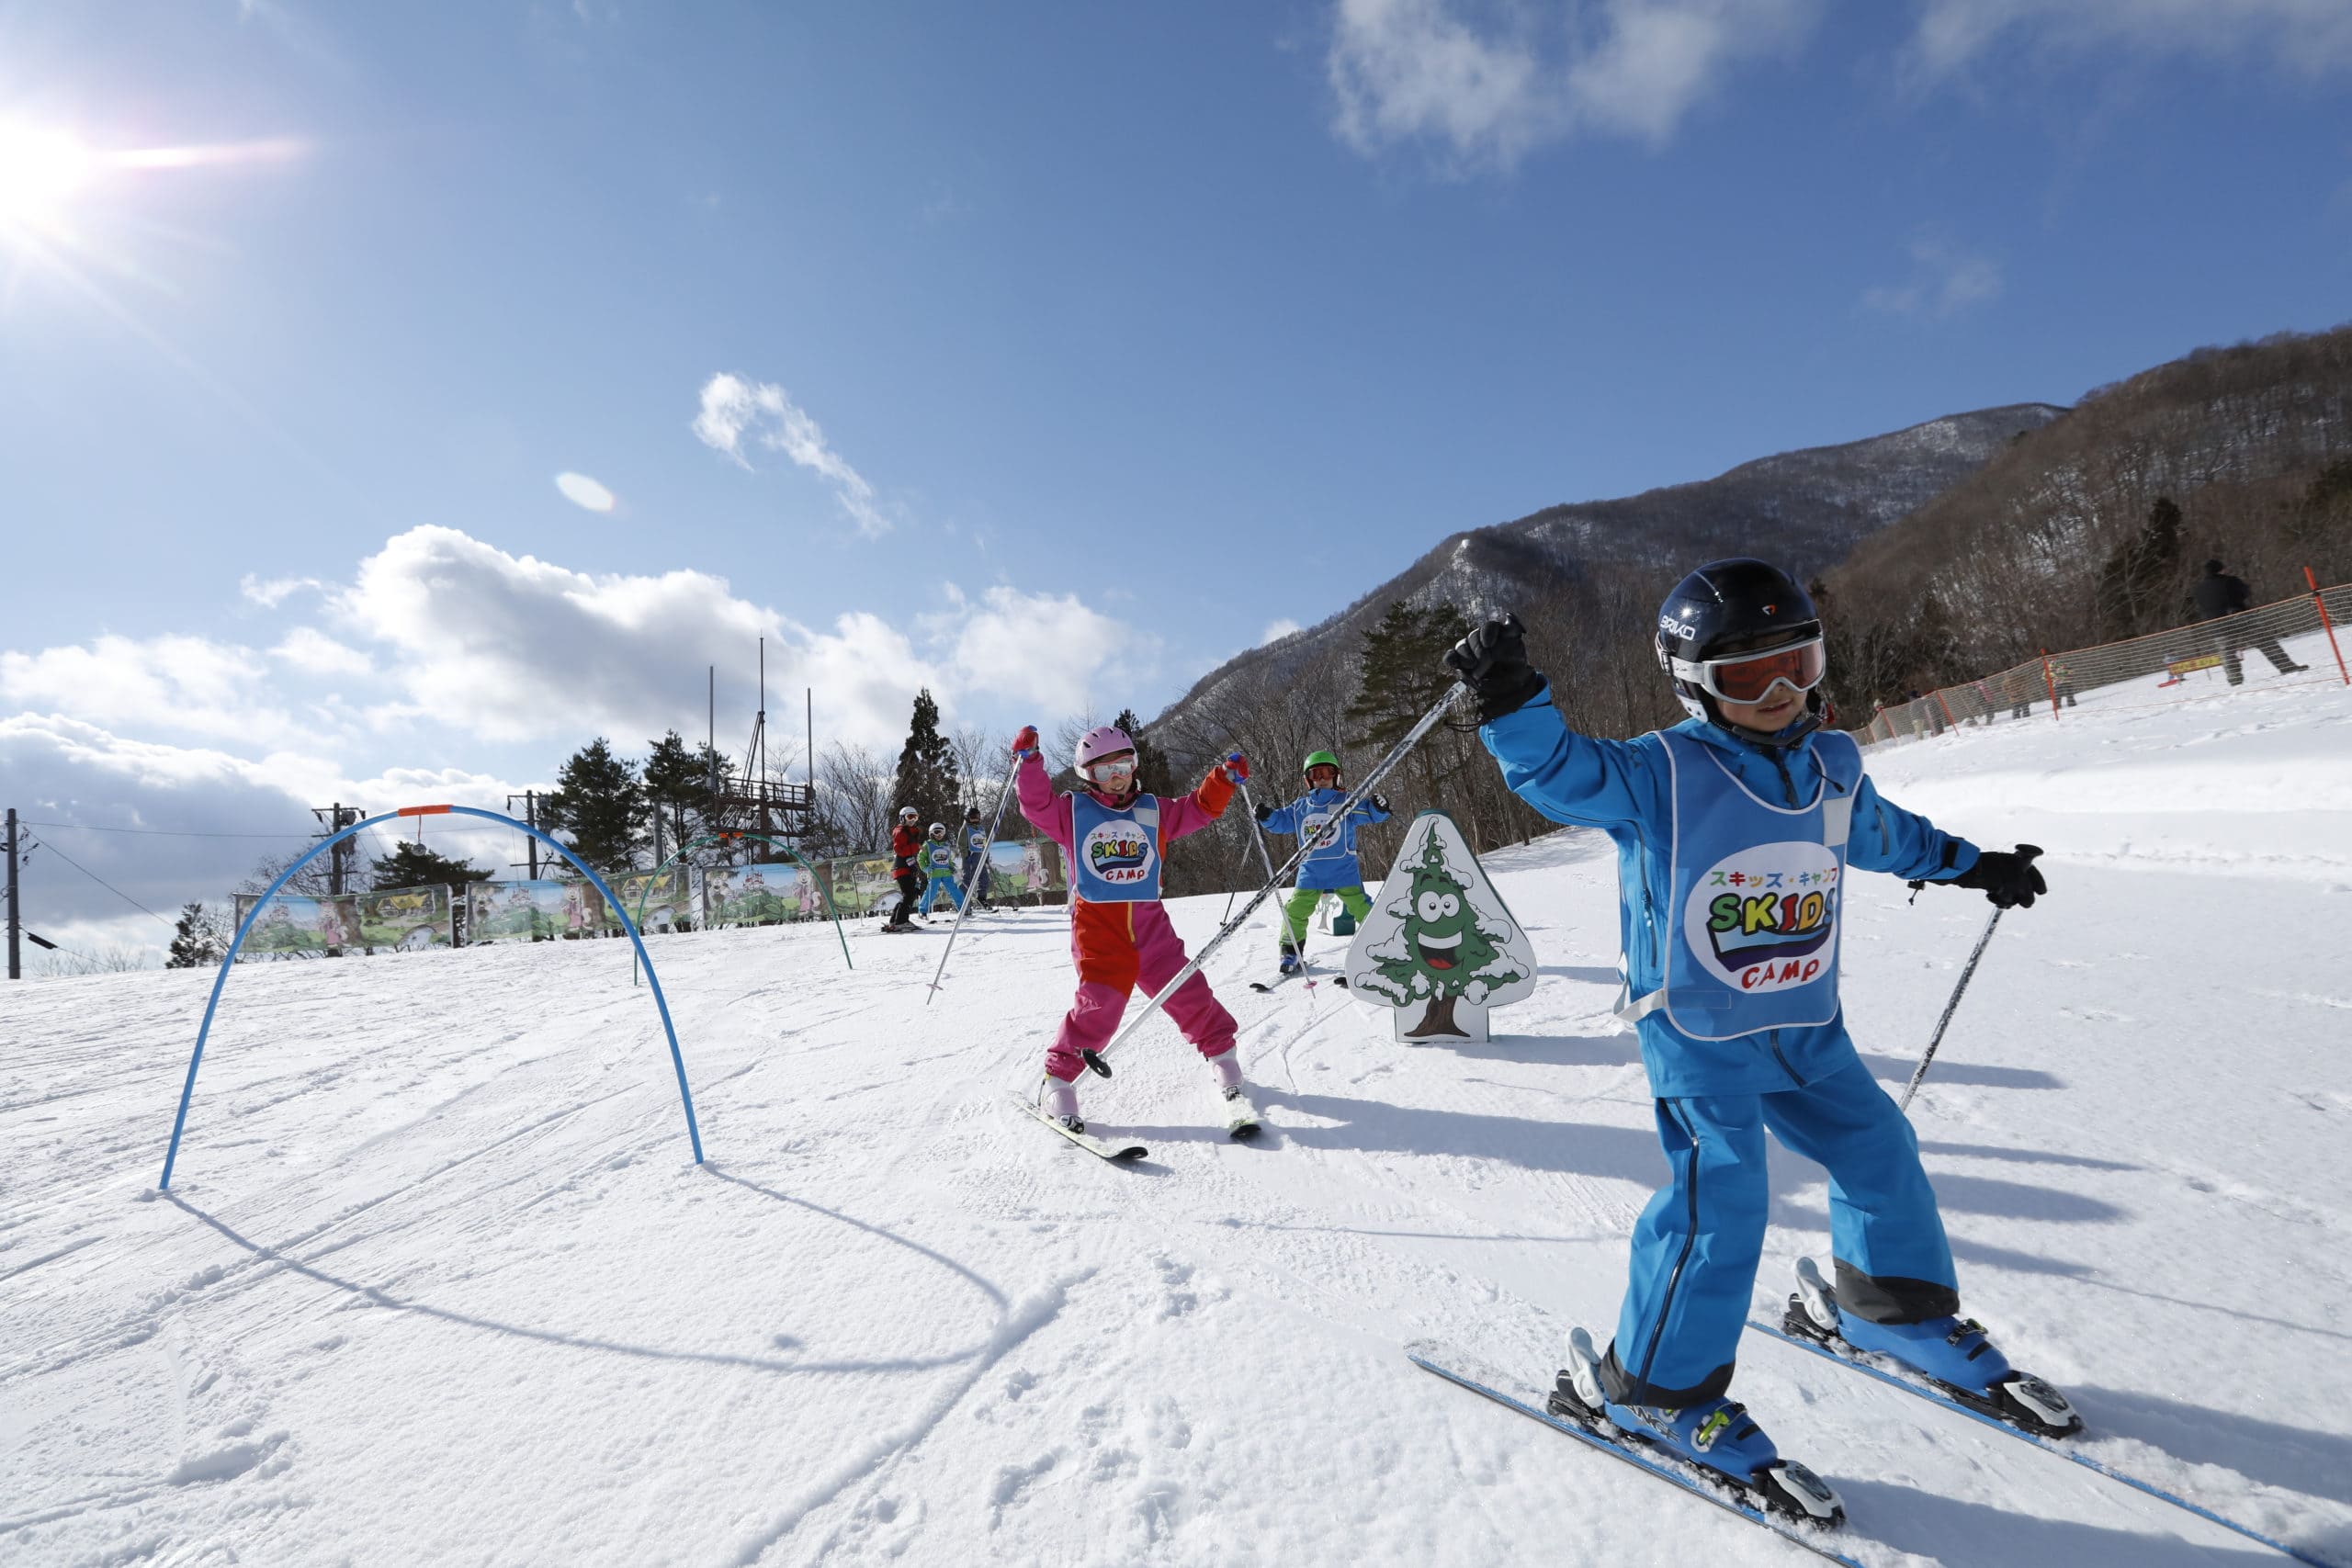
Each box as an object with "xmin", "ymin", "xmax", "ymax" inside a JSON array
[
  {"xmin": 6, "ymin": 807, "xmax": 19, "ymax": 981},
  {"xmin": 506, "ymin": 790, "xmax": 540, "ymax": 878},
  {"xmin": 309, "ymin": 803, "xmax": 365, "ymax": 895}
]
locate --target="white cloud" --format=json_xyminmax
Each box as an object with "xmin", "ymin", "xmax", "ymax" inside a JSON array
[
  {"xmin": 2, "ymin": 531, "xmax": 1143, "ymax": 939},
  {"xmin": 271, "ymin": 626, "xmax": 374, "ymax": 679},
  {"xmin": 934, "ymin": 584, "xmax": 1143, "ymax": 720},
  {"xmin": 338, "ymin": 525, "xmax": 792, "ymax": 744},
  {"xmin": 555, "ymin": 471, "xmax": 617, "ymax": 513},
  {"xmin": 1328, "ymin": 0, "xmax": 1818, "ymax": 164},
  {"xmin": 1862, "ymin": 235, "xmax": 2003, "ymax": 319},
  {"xmin": 1261, "ymin": 618, "xmax": 1305, "ymax": 645},
  {"xmin": 0, "ymin": 633, "xmax": 306, "ymax": 744},
  {"xmin": 240, "ymin": 572, "xmax": 323, "ymax": 608},
  {"xmin": 692, "ymin": 372, "xmax": 890, "ymax": 537},
  {"xmin": 1908, "ymin": 0, "xmax": 2352, "ymax": 78}
]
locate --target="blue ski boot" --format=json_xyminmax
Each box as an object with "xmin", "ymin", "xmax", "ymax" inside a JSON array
[
  {"xmin": 1277, "ymin": 950, "xmax": 1303, "ymax": 976},
  {"xmin": 1549, "ymin": 1328, "xmax": 1843, "ymax": 1526},
  {"xmin": 1785, "ymin": 1257, "xmax": 2082, "ymax": 1437}
]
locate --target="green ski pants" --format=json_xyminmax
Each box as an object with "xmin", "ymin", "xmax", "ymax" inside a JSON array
[{"xmin": 1280, "ymin": 886, "xmax": 1371, "ymax": 952}]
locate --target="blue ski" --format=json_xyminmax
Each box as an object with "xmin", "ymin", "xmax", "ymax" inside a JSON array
[
  {"xmin": 1747, "ymin": 1317, "xmax": 2336, "ymax": 1567},
  {"xmin": 1408, "ymin": 1348, "xmax": 1867, "ymax": 1568}
]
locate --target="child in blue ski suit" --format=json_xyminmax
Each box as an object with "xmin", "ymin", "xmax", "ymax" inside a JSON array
[
  {"xmin": 1444, "ymin": 559, "xmax": 2059, "ymax": 1496},
  {"xmin": 918, "ymin": 824, "xmax": 964, "ymax": 915},
  {"xmin": 959, "ymin": 807, "xmax": 994, "ymax": 911},
  {"xmin": 1252, "ymin": 750, "xmax": 1389, "ymax": 970}
]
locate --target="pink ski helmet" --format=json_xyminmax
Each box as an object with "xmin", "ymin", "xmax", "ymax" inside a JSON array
[{"xmin": 1074, "ymin": 725, "xmax": 1136, "ymax": 770}]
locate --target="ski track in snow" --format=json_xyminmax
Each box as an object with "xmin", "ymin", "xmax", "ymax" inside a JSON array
[{"xmin": 4, "ymin": 677, "xmax": 2351, "ymax": 1565}]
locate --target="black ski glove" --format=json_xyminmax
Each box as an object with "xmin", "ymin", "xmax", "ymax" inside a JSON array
[
  {"xmin": 1369, "ymin": 793, "xmax": 1390, "ymax": 814},
  {"xmin": 1951, "ymin": 845, "xmax": 2045, "ymax": 909},
  {"xmin": 1442, "ymin": 614, "xmax": 1548, "ymax": 722},
  {"xmin": 1252, "ymin": 802, "xmax": 1273, "ymax": 825}
]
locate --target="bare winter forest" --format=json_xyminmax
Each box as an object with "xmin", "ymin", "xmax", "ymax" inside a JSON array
[{"xmin": 1137, "ymin": 324, "xmax": 2352, "ymax": 890}]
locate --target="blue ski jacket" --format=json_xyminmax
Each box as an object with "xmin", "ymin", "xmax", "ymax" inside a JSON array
[
  {"xmin": 1256, "ymin": 787, "xmax": 1389, "ymax": 891},
  {"xmin": 1482, "ymin": 687, "xmax": 1983, "ymax": 1098}
]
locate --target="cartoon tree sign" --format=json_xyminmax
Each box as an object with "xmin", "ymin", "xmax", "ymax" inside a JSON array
[{"xmin": 1345, "ymin": 812, "xmax": 1538, "ymax": 1043}]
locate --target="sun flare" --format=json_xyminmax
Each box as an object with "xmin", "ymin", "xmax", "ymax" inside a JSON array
[{"xmin": 0, "ymin": 123, "xmax": 97, "ymax": 227}]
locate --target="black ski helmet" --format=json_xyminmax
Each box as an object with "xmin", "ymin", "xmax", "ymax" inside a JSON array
[{"xmin": 1655, "ymin": 558, "xmax": 1826, "ymax": 740}]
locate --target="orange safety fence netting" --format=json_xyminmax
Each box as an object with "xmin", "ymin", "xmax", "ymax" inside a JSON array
[{"xmin": 1855, "ymin": 578, "xmax": 2351, "ymax": 749}]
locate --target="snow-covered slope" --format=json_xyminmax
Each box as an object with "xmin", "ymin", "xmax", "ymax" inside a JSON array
[{"xmin": 6, "ymin": 679, "xmax": 2350, "ymax": 1567}]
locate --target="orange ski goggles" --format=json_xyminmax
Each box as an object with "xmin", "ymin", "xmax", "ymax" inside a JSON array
[{"xmin": 1673, "ymin": 636, "xmax": 1827, "ymax": 705}]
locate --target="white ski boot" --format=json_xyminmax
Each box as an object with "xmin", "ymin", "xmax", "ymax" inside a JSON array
[
  {"xmin": 1207, "ymin": 1049, "xmax": 1260, "ymax": 1140},
  {"xmin": 1039, "ymin": 1075, "xmax": 1083, "ymax": 1134}
]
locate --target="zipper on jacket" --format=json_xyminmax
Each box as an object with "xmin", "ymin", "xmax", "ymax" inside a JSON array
[
  {"xmin": 1769, "ymin": 749, "xmax": 1799, "ymax": 807},
  {"xmin": 1768, "ymin": 1029, "xmax": 1805, "ymax": 1087}
]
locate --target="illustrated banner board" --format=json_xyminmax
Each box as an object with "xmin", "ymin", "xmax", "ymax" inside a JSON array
[
  {"xmin": 356, "ymin": 884, "xmax": 455, "ymax": 953},
  {"xmin": 1343, "ymin": 811, "xmax": 1538, "ymax": 1043},
  {"xmin": 465, "ymin": 881, "xmax": 569, "ymax": 943},
  {"xmin": 985, "ymin": 840, "xmax": 1061, "ymax": 900},
  {"xmin": 616, "ymin": 867, "xmax": 697, "ymax": 933},
  {"xmin": 703, "ymin": 862, "xmax": 829, "ymax": 927},
  {"xmin": 824, "ymin": 854, "xmax": 898, "ymax": 919},
  {"xmin": 233, "ymin": 893, "xmax": 364, "ymax": 960}
]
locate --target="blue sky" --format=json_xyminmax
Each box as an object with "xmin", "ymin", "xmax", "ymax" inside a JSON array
[{"xmin": 4, "ymin": 0, "xmax": 2348, "ymax": 953}]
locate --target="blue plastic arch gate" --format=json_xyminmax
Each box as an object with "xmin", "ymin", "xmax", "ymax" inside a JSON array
[{"xmin": 159, "ymin": 804, "xmax": 705, "ymax": 1189}]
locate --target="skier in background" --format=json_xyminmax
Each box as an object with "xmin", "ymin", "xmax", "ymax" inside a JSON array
[
  {"xmin": 2192, "ymin": 558, "xmax": 2308, "ymax": 684},
  {"xmin": 1014, "ymin": 722, "xmax": 1253, "ymax": 1131},
  {"xmin": 1443, "ymin": 559, "xmax": 2069, "ymax": 1517},
  {"xmin": 919, "ymin": 823, "xmax": 964, "ymax": 915},
  {"xmin": 1252, "ymin": 749, "xmax": 1390, "ymax": 976},
  {"xmin": 960, "ymin": 806, "xmax": 997, "ymax": 912},
  {"xmin": 882, "ymin": 806, "xmax": 924, "ymax": 933}
]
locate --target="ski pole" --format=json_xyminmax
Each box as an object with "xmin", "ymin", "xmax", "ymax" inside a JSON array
[
  {"xmin": 1899, "ymin": 849, "xmax": 2037, "ymax": 1111},
  {"xmin": 1232, "ymin": 777, "xmax": 1300, "ymax": 965},
  {"xmin": 1080, "ymin": 682, "xmax": 1469, "ymax": 1077},
  {"xmin": 925, "ymin": 772, "xmax": 1018, "ymax": 1004}
]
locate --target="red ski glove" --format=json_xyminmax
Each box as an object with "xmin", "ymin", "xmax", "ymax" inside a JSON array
[
  {"xmin": 1012, "ymin": 725, "xmax": 1038, "ymax": 757},
  {"xmin": 1224, "ymin": 752, "xmax": 1250, "ymax": 783}
]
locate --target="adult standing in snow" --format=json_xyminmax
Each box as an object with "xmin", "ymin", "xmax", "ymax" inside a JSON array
[
  {"xmin": 884, "ymin": 806, "xmax": 924, "ymax": 932},
  {"xmin": 2191, "ymin": 558, "xmax": 2307, "ymax": 684},
  {"xmin": 1253, "ymin": 750, "xmax": 1389, "ymax": 976},
  {"xmin": 960, "ymin": 807, "xmax": 995, "ymax": 911},
  {"xmin": 1015, "ymin": 723, "xmax": 1253, "ymax": 1132},
  {"xmin": 1442, "ymin": 559, "xmax": 2069, "ymax": 1513}
]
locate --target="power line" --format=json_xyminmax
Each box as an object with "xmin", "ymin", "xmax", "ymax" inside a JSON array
[
  {"xmin": 22, "ymin": 820, "xmax": 311, "ymax": 840},
  {"xmin": 23, "ymin": 834, "xmax": 176, "ymax": 928}
]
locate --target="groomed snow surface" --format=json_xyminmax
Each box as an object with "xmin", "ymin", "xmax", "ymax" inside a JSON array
[{"xmin": 6, "ymin": 671, "xmax": 2350, "ymax": 1567}]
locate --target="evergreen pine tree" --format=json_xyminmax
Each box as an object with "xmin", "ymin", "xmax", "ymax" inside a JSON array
[
  {"xmin": 1112, "ymin": 707, "xmax": 1175, "ymax": 799},
  {"xmin": 2094, "ymin": 496, "xmax": 2185, "ymax": 638},
  {"xmin": 890, "ymin": 689, "xmax": 960, "ymax": 833},
  {"xmin": 1345, "ymin": 599, "xmax": 1475, "ymax": 810},
  {"xmin": 368, "ymin": 841, "xmax": 493, "ymax": 891},
  {"xmin": 165, "ymin": 901, "xmax": 226, "ymax": 969},
  {"xmin": 640, "ymin": 729, "xmax": 713, "ymax": 862},
  {"xmin": 1346, "ymin": 601, "xmax": 1473, "ymax": 752},
  {"xmin": 540, "ymin": 738, "xmax": 646, "ymax": 874}
]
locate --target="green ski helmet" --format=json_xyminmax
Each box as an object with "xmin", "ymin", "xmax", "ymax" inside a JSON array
[{"xmin": 1302, "ymin": 750, "xmax": 1342, "ymax": 785}]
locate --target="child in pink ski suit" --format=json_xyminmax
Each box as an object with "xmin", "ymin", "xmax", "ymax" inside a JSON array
[{"xmin": 1014, "ymin": 723, "xmax": 1249, "ymax": 1127}]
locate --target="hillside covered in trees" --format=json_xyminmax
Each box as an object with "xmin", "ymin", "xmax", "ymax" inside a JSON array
[
  {"xmin": 1135, "ymin": 325, "xmax": 2351, "ymax": 888},
  {"xmin": 1823, "ymin": 324, "xmax": 2352, "ymax": 705}
]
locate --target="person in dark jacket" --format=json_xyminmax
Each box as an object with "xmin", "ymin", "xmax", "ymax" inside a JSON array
[{"xmin": 2193, "ymin": 559, "xmax": 2307, "ymax": 684}]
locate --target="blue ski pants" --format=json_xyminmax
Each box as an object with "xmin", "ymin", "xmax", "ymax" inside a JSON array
[
  {"xmin": 1602, "ymin": 1055, "xmax": 1959, "ymax": 1406},
  {"xmin": 922, "ymin": 873, "xmax": 965, "ymax": 914}
]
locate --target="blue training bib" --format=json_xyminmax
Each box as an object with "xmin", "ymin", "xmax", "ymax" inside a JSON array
[
  {"xmin": 1069, "ymin": 793, "xmax": 1163, "ymax": 903},
  {"xmin": 1627, "ymin": 730, "xmax": 1861, "ymax": 1042}
]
